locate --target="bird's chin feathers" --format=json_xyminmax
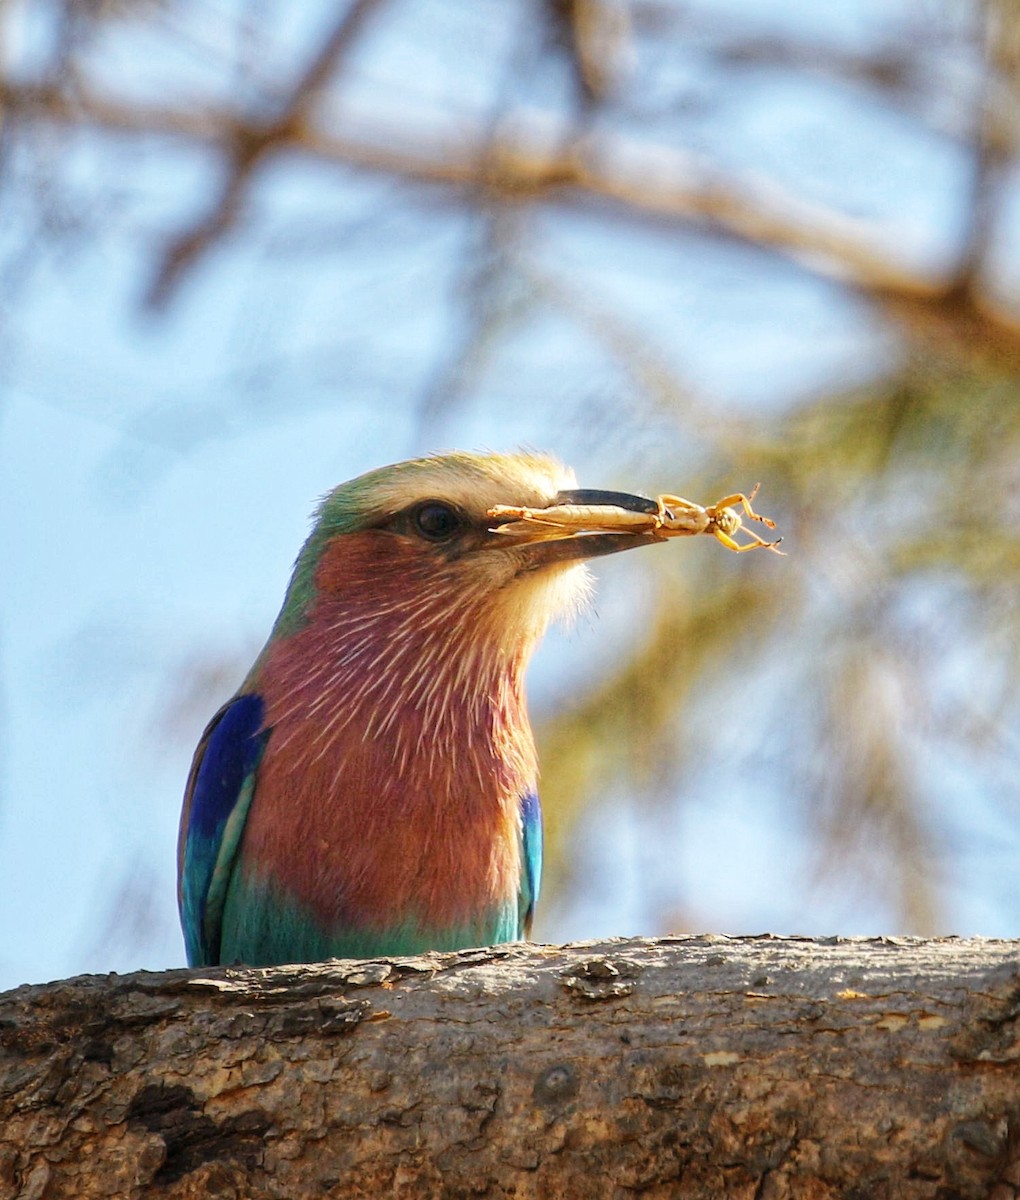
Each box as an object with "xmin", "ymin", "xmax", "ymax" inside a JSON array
[{"xmin": 483, "ymin": 556, "xmax": 594, "ymax": 653}]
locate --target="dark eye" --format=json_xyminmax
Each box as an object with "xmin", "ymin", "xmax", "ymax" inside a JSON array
[{"xmin": 413, "ymin": 501, "xmax": 461, "ymax": 542}]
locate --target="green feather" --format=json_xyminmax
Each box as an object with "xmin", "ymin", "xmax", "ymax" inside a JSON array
[{"xmin": 219, "ymin": 868, "xmax": 521, "ymax": 965}]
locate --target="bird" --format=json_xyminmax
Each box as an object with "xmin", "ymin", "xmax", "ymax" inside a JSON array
[{"xmin": 177, "ymin": 451, "xmax": 669, "ymax": 967}]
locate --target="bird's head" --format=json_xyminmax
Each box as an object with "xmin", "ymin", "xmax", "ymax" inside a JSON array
[
  {"xmin": 267, "ymin": 450, "xmax": 661, "ymax": 662},
  {"xmin": 241, "ymin": 450, "xmax": 671, "ymax": 784}
]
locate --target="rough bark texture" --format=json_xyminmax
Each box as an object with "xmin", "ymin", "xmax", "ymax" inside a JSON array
[{"xmin": 3, "ymin": 936, "xmax": 1020, "ymax": 1198}]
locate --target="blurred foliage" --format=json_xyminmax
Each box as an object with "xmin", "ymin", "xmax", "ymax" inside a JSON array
[{"xmin": 4, "ymin": 0, "xmax": 1020, "ymax": 944}]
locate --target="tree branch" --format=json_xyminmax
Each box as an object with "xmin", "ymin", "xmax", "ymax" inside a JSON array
[
  {"xmin": 3, "ymin": 936, "xmax": 1020, "ymax": 1197},
  {"xmin": 145, "ymin": 0, "xmax": 386, "ymax": 307},
  {"xmin": 6, "ymin": 73, "xmax": 1020, "ymax": 360}
]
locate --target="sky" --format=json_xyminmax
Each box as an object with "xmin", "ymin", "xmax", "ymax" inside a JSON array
[{"xmin": 2, "ymin": 0, "xmax": 1014, "ymax": 992}]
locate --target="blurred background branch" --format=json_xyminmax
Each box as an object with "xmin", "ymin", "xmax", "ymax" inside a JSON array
[{"xmin": 2, "ymin": 0, "xmax": 1020, "ymax": 986}]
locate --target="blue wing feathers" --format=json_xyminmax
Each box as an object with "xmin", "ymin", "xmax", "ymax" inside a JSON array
[
  {"xmin": 178, "ymin": 693, "xmax": 269, "ymax": 966},
  {"xmin": 519, "ymin": 789, "xmax": 542, "ymax": 937}
]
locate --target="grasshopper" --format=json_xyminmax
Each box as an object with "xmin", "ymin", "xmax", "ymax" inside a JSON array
[{"xmin": 489, "ymin": 483, "xmax": 784, "ymax": 555}]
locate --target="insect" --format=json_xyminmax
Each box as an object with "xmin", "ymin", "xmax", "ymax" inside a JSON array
[
  {"xmin": 488, "ymin": 483, "xmax": 784, "ymax": 554},
  {"xmin": 655, "ymin": 485, "xmax": 785, "ymax": 554}
]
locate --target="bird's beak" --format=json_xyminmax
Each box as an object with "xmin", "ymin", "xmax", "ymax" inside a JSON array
[{"xmin": 485, "ymin": 488, "xmax": 666, "ymax": 565}]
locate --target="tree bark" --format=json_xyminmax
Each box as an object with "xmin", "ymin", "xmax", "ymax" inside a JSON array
[{"xmin": 2, "ymin": 935, "xmax": 1020, "ymax": 1198}]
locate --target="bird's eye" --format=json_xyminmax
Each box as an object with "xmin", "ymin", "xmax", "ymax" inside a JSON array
[{"xmin": 412, "ymin": 501, "xmax": 462, "ymax": 542}]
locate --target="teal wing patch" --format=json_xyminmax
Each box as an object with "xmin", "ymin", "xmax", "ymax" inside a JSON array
[{"xmin": 518, "ymin": 789, "xmax": 543, "ymax": 938}]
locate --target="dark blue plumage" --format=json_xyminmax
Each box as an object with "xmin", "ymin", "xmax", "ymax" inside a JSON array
[{"xmin": 178, "ymin": 693, "xmax": 269, "ymax": 965}]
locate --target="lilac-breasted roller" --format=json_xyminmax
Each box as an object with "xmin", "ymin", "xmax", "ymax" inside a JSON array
[{"xmin": 177, "ymin": 451, "xmax": 671, "ymax": 967}]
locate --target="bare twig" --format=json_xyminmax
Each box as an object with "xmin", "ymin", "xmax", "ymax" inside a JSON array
[
  {"xmin": 6, "ymin": 76, "xmax": 1020, "ymax": 361},
  {"xmin": 146, "ymin": 0, "xmax": 386, "ymax": 307}
]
